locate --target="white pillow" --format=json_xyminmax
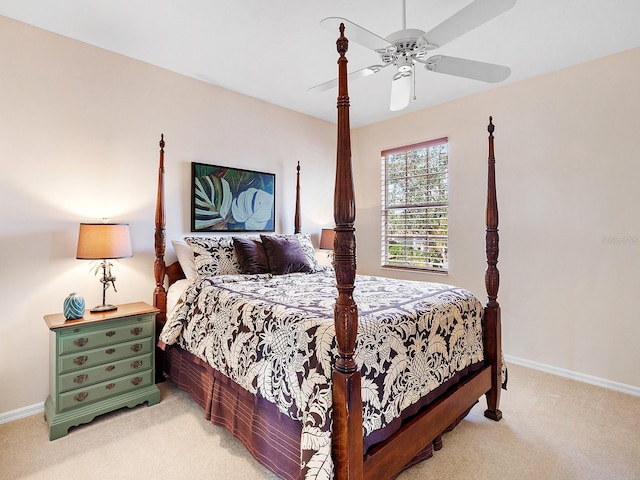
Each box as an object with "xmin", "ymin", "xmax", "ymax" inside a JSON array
[
  {"xmin": 171, "ymin": 240, "xmax": 198, "ymax": 280},
  {"xmin": 166, "ymin": 278, "xmax": 191, "ymax": 315}
]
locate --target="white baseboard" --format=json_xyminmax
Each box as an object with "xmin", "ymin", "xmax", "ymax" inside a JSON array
[
  {"xmin": 505, "ymin": 354, "xmax": 640, "ymax": 397},
  {"xmin": 0, "ymin": 401, "xmax": 44, "ymax": 425},
  {"xmin": 1, "ymin": 358, "xmax": 638, "ymax": 424}
]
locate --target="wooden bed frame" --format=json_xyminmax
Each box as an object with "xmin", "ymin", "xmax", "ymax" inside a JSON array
[{"xmin": 153, "ymin": 23, "xmax": 502, "ymax": 480}]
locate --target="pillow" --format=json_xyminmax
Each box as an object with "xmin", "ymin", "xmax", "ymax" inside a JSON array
[
  {"xmin": 232, "ymin": 237, "xmax": 270, "ymax": 274},
  {"xmin": 294, "ymin": 233, "xmax": 323, "ymax": 273},
  {"xmin": 171, "ymin": 240, "xmax": 198, "ymax": 280},
  {"xmin": 184, "ymin": 236, "xmax": 242, "ymax": 277},
  {"xmin": 260, "ymin": 235, "xmax": 313, "ymax": 275}
]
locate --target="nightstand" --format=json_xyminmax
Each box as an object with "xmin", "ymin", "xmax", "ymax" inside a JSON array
[{"xmin": 44, "ymin": 302, "xmax": 161, "ymax": 440}]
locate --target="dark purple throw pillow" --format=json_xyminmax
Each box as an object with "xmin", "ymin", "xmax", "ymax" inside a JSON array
[
  {"xmin": 232, "ymin": 237, "xmax": 270, "ymax": 274},
  {"xmin": 260, "ymin": 235, "xmax": 313, "ymax": 275}
]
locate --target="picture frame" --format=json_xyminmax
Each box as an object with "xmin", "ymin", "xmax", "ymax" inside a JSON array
[{"xmin": 191, "ymin": 162, "xmax": 275, "ymax": 232}]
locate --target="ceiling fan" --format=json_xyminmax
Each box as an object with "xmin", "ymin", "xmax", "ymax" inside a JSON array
[{"xmin": 309, "ymin": 0, "xmax": 516, "ymax": 111}]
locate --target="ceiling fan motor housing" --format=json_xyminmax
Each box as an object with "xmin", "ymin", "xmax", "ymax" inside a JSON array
[{"xmin": 378, "ymin": 29, "xmax": 436, "ymax": 68}]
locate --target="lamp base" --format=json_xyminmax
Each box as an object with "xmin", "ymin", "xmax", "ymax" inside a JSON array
[{"xmin": 90, "ymin": 304, "xmax": 118, "ymax": 313}]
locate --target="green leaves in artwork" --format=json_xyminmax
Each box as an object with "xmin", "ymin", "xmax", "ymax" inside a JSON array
[{"xmin": 194, "ymin": 175, "xmax": 232, "ymax": 230}]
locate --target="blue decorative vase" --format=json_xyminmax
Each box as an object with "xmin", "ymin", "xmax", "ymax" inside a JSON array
[{"xmin": 63, "ymin": 292, "xmax": 85, "ymax": 320}]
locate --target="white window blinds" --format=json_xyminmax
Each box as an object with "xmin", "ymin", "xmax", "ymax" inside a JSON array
[{"xmin": 381, "ymin": 137, "xmax": 448, "ymax": 272}]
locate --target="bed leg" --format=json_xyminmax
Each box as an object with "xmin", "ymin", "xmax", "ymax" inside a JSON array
[
  {"xmin": 483, "ymin": 305, "xmax": 502, "ymax": 421},
  {"xmin": 333, "ymin": 371, "xmax": 364, "ymax": 480}
]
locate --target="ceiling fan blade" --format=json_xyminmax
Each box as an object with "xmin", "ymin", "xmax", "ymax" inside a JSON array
[
  {"xmin": 425, "ymin": 55, "xmax": 511, "ymax": 83},
  {"xmin": 421, "ymin": 0, "xmax": 516, "ymax": 48},
  {"xmin": 307, "ymin": 64, "xmax": 390, "ymax": 93},
  {"xmin": 320, "ymin": 17, "xmax": 391, "ymax": 52},
  {"xmin": 390, "ymin": 72, "xmax": 412, "ymax": 111}
]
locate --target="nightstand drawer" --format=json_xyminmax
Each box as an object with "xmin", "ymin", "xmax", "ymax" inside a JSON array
[
  {"xmin": 58, "ymin": 370, "xmax": 154, "ymax": 412},
  {"xmin": 58, "ymin": 353, "xmax": 153, "ymax": 393},
  {"xmin": 59, "ymin": 315, "xmax": 154, "ymax": 355},
  {"xmin": 59, "ymin": 337, "xmax": 153, "ymax": 374}
]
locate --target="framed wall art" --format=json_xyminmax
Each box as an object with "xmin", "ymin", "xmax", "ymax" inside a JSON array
[{"xmin": 191, "ymin": 162, "xmax": 275, "ymax": 232}]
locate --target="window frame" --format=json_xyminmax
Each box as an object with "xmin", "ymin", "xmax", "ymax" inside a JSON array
[{"xmin": 380, "ymin": 137, "xmax": 449, "ymax": 273}]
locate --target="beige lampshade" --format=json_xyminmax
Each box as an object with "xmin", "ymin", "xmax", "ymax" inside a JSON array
[
  {"xmin": 76, "ymin": 223, "xmax": 133, "ymax": 260},
  {"xmin": 319, "ymin": 228, "xmax": 336, "ymax": 250}
]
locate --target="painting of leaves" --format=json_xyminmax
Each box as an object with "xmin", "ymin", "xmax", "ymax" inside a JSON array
[{"xmin": 191, "ymin": 163, "xmax": 275, "ymax": 232}]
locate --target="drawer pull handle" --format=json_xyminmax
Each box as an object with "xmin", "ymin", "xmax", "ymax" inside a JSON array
[
  {"xmin": 74, "ymin": 392, "xmax": 88, "ymax": 402},
  {"xmin": 130, "ymin": 344, "xmax": 143, "ymax": 352},
  {"xmin": 73, "ymin": 374, "xmax": 88, "ymax": 384},
  {"xmin": 106, "ymin": 383, "xmax": 116, "ymax": 390},
  {"xmin": 73, "ymin": 356, "xmax": 88, "ymax": 366},
  {"xmin": 130, "ymin": 360, "xmax": 143, "ymax": 369},
  {"xmin": 105, "ymin": 348, "xmax": 116, "ymax": 355},
  {"xmin": 106, "ymin": 331, "xmax": 116, "ymax": 337},
  {"xmin": 131, "ymin": 377, "xmax": 143, "ymax": 386},
  {"xmin": 131, "ymin": 327, "xmax": 143, "ymax": 336},
  {"xmin": 105, "ymin": 365, "xmax": 115, "ymax": 372},
  {"xmin": 74, "ymin": 338, "xmax": 88, "ymax": 347}
]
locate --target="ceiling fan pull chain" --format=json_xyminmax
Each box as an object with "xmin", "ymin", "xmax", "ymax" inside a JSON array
[{"xmin": 413, "ymin": 63, "xmax": 417, "ymax": 101}]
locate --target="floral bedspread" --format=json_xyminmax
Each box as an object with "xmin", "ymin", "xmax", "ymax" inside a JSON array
[{"xmin": 159, "ymin": 270, "xmax": 484, "ymax": 479}]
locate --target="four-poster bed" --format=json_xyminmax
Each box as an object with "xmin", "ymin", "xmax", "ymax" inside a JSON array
[{"xmin": 153, "ymin": 23, "xmax": 502, "ymax": 480}]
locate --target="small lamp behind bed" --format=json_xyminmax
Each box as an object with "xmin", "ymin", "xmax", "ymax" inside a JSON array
[
  {"xmin": 319, "ymin": 228, "xmax": 336, "ymax": 258},
  {"xmin": 76, "ymin": 222, "xmax": 132, "ymax": 312}
]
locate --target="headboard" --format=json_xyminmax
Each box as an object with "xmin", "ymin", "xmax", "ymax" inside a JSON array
[{"xmin": 152, "ymin": 144, "xmax": 304, "ymax": 323}]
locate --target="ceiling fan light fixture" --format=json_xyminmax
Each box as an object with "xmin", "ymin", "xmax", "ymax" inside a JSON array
[
  {"xmin": 390, "ymin": 71, "xmax": 412, "ymax": 111},
  {"xmin": 396, "ymin": 55, "xmax": 413, "ymax": 72},
  {"xmin": 389, "ymin": 73, "xmax": 411, "ymax": 112}
]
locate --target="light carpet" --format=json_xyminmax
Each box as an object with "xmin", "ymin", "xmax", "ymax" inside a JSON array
[{"xmin": 1, "ymin": 364, "xmax": 639, "ymax": 479}]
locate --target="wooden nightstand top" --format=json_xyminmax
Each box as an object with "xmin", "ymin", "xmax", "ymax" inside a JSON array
[{"xmin": 44, "ymin": 302, "xmax": 159, "ymax": 330}]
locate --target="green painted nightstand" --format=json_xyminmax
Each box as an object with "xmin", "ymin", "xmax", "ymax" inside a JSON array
[{"xmin": 44, "ymin": 302, "xmax": 161, "ymax": 440}]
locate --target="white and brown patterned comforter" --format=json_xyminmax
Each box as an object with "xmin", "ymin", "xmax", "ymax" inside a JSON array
[{"xmin": 159, "ymin": 270, "xmax": 484, "ymax": 479}]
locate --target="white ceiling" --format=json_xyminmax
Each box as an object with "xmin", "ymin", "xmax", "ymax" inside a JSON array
[{"xmin": 2, "ymin": 0, "xmax": 640, "ymax": 128}]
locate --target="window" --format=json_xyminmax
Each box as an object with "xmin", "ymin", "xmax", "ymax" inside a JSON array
[{"xmin": 381, "ymin": 138, "xmax": 448, "ymax": 272}]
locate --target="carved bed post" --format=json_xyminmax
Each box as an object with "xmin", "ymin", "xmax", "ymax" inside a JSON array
[
  {"xmin": 295, "ymin": 161, "xmax": 301, "ymax": 234},
  {"xmin": 483, "ymin": 117, "xmax": 503, "ymax": 421},
  {"xmin": 153, "ymin": 134, "xmax": 167, "ymax": 324},
  {"xmin": 331, "ymin": 24, "xmax": 364, "ymax": 480},
  {"xmin": 153, "ymin": 134, "xmax": 168, "ymax": 382}
]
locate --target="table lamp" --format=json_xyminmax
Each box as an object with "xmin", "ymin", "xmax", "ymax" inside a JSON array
[
  {"xmin": 319, "ymin": 228, "xmax": 336, "ymax": 257},
  {"xmin": 76, "ymin": 223, "xmax": 132, "ymax": 312}
]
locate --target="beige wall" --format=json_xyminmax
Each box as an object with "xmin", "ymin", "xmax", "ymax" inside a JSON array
[
  {"xmin": 0, "ymin": 16, "xmax": 335, "ymax": 415},
  {"xmin": 353, "ymin": 47, "xmax": 640, "ymax": 389},
  {"xmin": 2, "ymin": 14, "xmax": 638, "ymax": 417}
]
